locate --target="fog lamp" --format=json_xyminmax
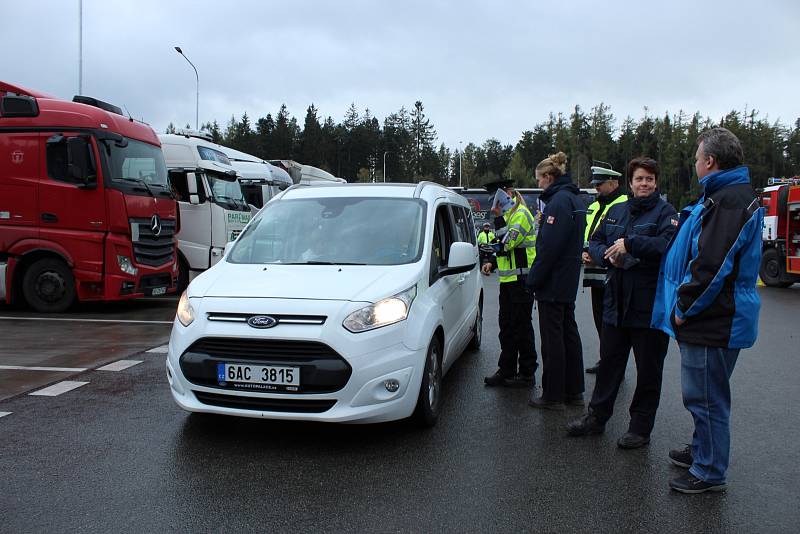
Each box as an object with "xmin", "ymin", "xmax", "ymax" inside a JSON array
[{"xmin": 384, "ymin": 379, "xmax": 400, "ymax": 393}]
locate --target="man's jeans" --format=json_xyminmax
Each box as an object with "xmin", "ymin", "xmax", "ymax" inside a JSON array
[{"xmin": 679, "ymin": 342, "xmax": 740, "ymax": 484}]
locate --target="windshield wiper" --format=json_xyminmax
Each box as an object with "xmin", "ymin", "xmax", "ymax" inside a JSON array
[
  {"xmin": 118, "ymin": 177, "xmax": 155, "ymax": 198},
  {"xmin": 282, "ymin": 261, "xmax": 367, "ymax": 266}
]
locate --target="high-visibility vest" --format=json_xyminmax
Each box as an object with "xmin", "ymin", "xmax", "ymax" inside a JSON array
[
  {"xmin": 497, "ymin": 204, "xmax": 536, "ymax": 283},
  {"xmin": 583, "ymin": 193, "xmax": 627, "ymax": 286},
  {"xmin": 477, "ymin": 231, "xmax": 495, "ymax": 244}
]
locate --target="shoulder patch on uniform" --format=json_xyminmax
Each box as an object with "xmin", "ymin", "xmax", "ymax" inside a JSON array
[
  {"xmin": 671, "ymin": 218, "xmax": 679, "ymax": 226},
  {"xmin": 546, "ymin": 215, "xmax": 555, "ymax": 224},
  {"xmin": 508, "ymin": 229, "xmax": 520, "ymax": 241}
]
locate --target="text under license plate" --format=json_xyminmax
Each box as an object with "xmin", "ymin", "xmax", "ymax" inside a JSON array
[{"xmin": 218, "ymin": 363, "xmax": 300, "ymax": 391}]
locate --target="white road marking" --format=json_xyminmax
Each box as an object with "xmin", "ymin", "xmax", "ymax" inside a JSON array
[
  {"xmin": 146, "ymin": 345, "xmax": 169, "ymax": 353},
  {"xmin": 96, "ymin": 360, "xmax": 143, "ymax": 372},
  {"xmin": 0, "ymin": 365, "xmax": 88, "ymax": 372},
  {"xmin": 0, "ymin": 316, "xmax": 173, "ymax": 325},
  {"xmin": 29, "ymin": 381, "xmax": 89, "ymax": 396},
  {"xmin": 0, "ymin": 412, "xmax": 11, "ymax": 418}
]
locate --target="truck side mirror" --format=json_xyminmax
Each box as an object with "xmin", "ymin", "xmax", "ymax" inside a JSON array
[
  {"xmin": 66, "ymin": 136, "xmax": 96, "ymax": 188},
  {"xmin": 186, "ymin": 172, "xmax": 200, "ymax": 205}
]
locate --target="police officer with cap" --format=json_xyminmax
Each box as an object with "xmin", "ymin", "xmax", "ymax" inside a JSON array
[
  {"xmin": 481, "ymin": 178, "xmax": 539, "ymax": 387},
  {"xmin": 583, "ymin": 165, "xmax": 626, "ymax": 374}
]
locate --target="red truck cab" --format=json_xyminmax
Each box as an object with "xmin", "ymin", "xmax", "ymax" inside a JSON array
[
  {"xmin": 760, "ymin": 178, "xmax": 800, "ymax": 287},
  {"xmin": 0, "ymin": 81, "xmax": 178, "ymax": 311}
]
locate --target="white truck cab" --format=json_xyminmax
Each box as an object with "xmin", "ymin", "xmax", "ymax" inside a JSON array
[
  {"xmin": 217, "ymin": 146, "xmax": 293, "ymax": 210},
  {"xmin": 159, "ymin": 133, "xmax": 252, "ymax": 291}
]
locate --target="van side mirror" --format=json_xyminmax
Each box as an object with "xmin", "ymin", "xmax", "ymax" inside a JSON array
[
  {"xmin": 440, "ymin": 242, "xmax": 477, "ymax": 276},
  {"xmin": 66, "ymin": 136, "xmax": 96, "ymax": 188},
  {"xmin": 189, "ymin": 194, "xmax": 200, "ymax": 205},
  {"xmin": 186, "ymin": 172, "xmax": 200, "ymax": 204}
]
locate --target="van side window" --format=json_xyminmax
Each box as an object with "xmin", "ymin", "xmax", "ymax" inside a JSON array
[
  {"xmin": 429, "ymin": 205, "xmax": 455, "ymax": 285},
  {"xmin": 449, "ymin": 205, "xmax": 476, "ymax": 245}
]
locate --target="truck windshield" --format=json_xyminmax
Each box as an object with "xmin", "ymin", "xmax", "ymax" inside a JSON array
[
  {"xmin": 228, "ymin": 197, "xmax": 425, "ymax": 266},
  {"xmin": 206, "ymin": 172, "xmax": 248, "ymax": 211},
  {"xmin": 106, "ymin": 138, "xmax": 169, "ymax": 190}
]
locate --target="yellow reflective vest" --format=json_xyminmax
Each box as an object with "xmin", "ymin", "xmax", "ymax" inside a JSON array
[
  {"xmin": 583, "ymin": 192, "xmax": 627, "ymax": 287},
  {"xmin": 497, "ymin": 203, "xmax": 537, "ymax": 283},
  {"xmin": 477, "ymin": 230, "xmax": 495, "ymax": 244}
]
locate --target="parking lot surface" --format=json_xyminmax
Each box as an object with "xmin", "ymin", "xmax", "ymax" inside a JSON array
[{"xmin": 0, "ymin": 282, "xmax": 798, "ymax": 533}]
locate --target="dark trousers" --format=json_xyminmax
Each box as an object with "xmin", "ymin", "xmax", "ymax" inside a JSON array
[
  {"xmin": 497, "ymin": 282, "xmax": 537, "ymax": 378},
  {"xmin": 590, "ymin": 286, "xmax": 604, "ymax": 339},
  {"xmin": 537, "ymin": 300, "xmax": 583, "ymax": 401},
  {"xmin": 589, "ymin": 323, "xmax": 669, "ymax": 436}
]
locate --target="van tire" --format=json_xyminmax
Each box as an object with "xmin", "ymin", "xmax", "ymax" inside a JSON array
[
  {"xmin": 22, "ymin": 258, "xmax": 76, "ymax": 313},
  {"xmin": 467, "ymin": 301, "xmax": 482, "ymax": 350},
  {"xmin": 413, "ymin": 336, "xmax": 443, "ymax": 428}
]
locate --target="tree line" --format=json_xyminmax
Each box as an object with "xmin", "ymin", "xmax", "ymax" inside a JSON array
[{"xmin": 166, "ymin": 101, "xmax": 800, "ymax": 208}]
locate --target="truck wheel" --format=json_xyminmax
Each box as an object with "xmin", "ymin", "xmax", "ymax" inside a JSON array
[
  {"xmin": 413, "ymin": 336, "xmax": 443, "ymax": 428},
  {"xmin": 176, "ymin": 257, "xmax": 189, "ymax": 294},
  {"xmin": 22, "ymin": 258, "xmax": 76, "ymax": 313},
  {"xmin": 759, "ymin": 248, "xmax": 793, "ymax": 288}
]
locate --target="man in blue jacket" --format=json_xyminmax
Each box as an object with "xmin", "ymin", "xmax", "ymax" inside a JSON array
[{"xmin": 652, "ymin": 128, "xmax": 763, "ymax": 494}]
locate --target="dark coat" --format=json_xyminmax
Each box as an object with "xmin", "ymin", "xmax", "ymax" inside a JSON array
[
  {"xmin": 526, "ymin": 175, "xmax": 587, "ymax": 303},
  {"xmin": 588, "ymin": 192, "xmax": 677, "ymax": 328}
]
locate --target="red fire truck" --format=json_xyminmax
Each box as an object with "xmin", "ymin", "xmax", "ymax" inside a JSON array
[
  {"xmin": 0, "ymin": 81, "xmax": 178, "ymax": 312},
  {"xmin": 760, "ymin": 177, "xmax": 800, "ymax": 287}
]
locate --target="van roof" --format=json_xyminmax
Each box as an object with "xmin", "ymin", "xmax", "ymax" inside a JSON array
[{"xmin": 279, "ymin": 181, "xmax": 469, "ymax": 206}]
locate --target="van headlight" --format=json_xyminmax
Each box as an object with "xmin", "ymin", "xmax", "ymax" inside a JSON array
[
  {"xmin": 343, "ymin": 285, "xmax": 417, "ymax": 333},
  {"xmin": 176, "ymin": 291, "xmax": 195, "ymax": 327}
]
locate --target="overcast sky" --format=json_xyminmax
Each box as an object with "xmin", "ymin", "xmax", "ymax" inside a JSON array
[{"xmin": 3, "ymin": 0, "xmax": 799, "ymax": 149}]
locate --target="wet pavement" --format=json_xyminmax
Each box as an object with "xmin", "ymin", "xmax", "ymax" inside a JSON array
[{"xmin": 0, "ymin": 282, "xmax": 798, "ymax": 533}]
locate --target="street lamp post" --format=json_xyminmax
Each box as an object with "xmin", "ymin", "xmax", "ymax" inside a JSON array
[
  {"xmin": 174, "ymin": 46, "xmax": 199, "ymax": 130},
  {"xmin": 459, "ymin": 141, "xmax": 463, "ymax": 188},
  {"xmin": 383, "ymin": 151, "xmax": 390, "ymax": 182}
]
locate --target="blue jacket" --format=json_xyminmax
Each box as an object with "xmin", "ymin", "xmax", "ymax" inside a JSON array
[
  {"xmin": 588, "ymin": 192, "xmax": 677, "ymax": 329},
  {"xmin": 526, "ymin": 175, "xmax": 587, "ymax": 302},
  {"xmin": 651, "ymin": 166, "xmax": 763, "ymax": 349}
]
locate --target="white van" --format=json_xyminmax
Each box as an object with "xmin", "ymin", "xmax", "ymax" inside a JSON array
[
  {"xmin": 159, "ymin": 133, "xmax": 253, "ymax": 291},
  {"xmin": 166, "ymin": 182, "xmax": 483, "ymax": 426}
]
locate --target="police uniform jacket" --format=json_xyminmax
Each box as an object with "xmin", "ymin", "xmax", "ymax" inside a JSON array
[
  {"xmin": 588, "ymin": 191, "xmax": 677, "ymax": 329},
  {"xmin": 526, "ymin": 175, "xmax": 587, "ymax": 302},
  {"xmin": 583, "ymin": 189, "xmax": 626, "ymax": 288}
]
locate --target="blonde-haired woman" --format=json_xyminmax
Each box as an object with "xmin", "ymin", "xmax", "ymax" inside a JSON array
[{"xmin": 526, "ymin": 152, "xmax": 588, "ymax": 410}]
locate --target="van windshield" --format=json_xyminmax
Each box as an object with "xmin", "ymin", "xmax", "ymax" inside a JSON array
[{"xmin": 228, "ymin": 197, "xmax": 426, "ymax": 266}]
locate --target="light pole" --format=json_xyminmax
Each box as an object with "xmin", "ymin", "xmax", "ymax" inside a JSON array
[
  {"xmin": 383, "ymin": 151, "xmax": 390, "ymax": 182},
  {"xmin": 459, "ymin": 141, "xmax": 463, "ymax": 188},
  {"xmin": 174, "ymin": 46, "xmax": 199, "ymax": 130},
  {"xmin": 78, "ymin": 0, "xmax": 83, "ymax": 95}
]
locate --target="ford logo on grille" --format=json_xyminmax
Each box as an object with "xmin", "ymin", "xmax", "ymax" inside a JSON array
[{"xmin": 247, "ymin": 315, "xmax": 278, "ymax": 329}]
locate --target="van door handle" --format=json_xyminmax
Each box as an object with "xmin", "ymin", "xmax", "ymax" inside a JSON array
[
  {"xmin": 41, "ymin": 213, "xmax": 58, "ymax": 223},
  {"xmin": 457, "ymin": 274, "xmax": 466, "ymax": 285}
]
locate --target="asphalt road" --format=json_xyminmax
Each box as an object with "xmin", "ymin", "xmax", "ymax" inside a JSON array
[{"xmin": 1, "ymin": 281, "xmax": 798, "ymax": 533}]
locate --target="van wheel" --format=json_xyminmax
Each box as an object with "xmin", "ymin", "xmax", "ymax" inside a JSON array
[
  {"xmin": 413, "ymin": 336, "xmax": 443, "ymax": 428},
  {"xmin": 22, "ymin": 258, "xmax": 76, "ymax": 313},
  {"xmin": 759, "ymin": 248, "xmax": 793, "ymax": 288},
  {"xmin": 468, "ymin": 302, "xmax": 482, "ymax": 350},
  {"xmin": 176, "ymin": 257, "xmax": 190, "ymax": 294}
]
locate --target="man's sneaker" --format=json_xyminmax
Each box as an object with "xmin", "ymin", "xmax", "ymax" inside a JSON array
[
  {"xmin": 669, "ymin": 445, "xmax": 693, "ymax": 468},
  {"xmin": 617, "ymin": 432, "xmax": 650, "ymax": 449},
  {"xmin": 669, "ymin": 473, "xmax": 726, "ymax": 494},
  {"xmin": 585, "ymin": 361, "xmax": 600, "ymax": 374},
  {"xmin": 565, "ymin": 414, "xmax": 605, "ymax": 436},
  {"xmin": 508, "ymin": 373, "xmax": 535, "ymax": 388},
  {"xmin": 484, "ymin": 370, "xmax": 513, "ymax": 387}
]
